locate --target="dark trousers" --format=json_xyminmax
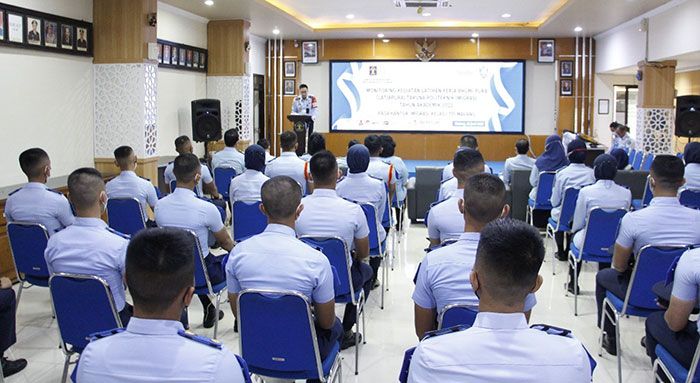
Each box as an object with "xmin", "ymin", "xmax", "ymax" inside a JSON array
[
  {"xmin": 0, "ymin": 289, "xmax": 17, "ymax": 354},
  {"xmin": 596, "ymin": 268, "xmax": 631, "ymax": 337},
  {"xmin": 369, "ymin": 257, "xmax": 382, "ymax": 284},
  {"xmin": 569, "ymin": 261, "xmax": 611, "ymax": 287},
  {"xmin": 555, "ymin": 232, "xmax": 569, "ymax": 258},
  {"xmin": 198, "ymin": 253, "xmax": 226, "ymax": 310},
  {"xmin": 342, "ymin": 261, "xmax": 373, "ymax": 332},
  {"xmin": 645, "ymin": 311, "xmax": 699, "ymax": 369}
]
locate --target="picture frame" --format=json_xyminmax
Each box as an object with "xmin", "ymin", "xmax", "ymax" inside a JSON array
[
  {"xmin": 157, "ymin": 42, "xmax": 162, "ymax": 63},
  {"xmin": 598, "ymin": 99, "xmax": 610, "ymax": 115},
  {"xmin": 0, "ymin": 10, "xmax": 4, "ymax": 41},
  {"xmin": 157, "ymin": 39, "xmax": 207, "ymax": 73},
  {"xmin": 171, "ymin": 45, "xmax": 178, "ymax": 65},
  {"xmin": 284, "ymin": 79, "xmax": 296, "ymax": 95},
  {"xmin": 560, "ymin": 60, "xmax": 573, "ymax": 78},
  {"xmin": 7, "ymin": 12, "xmax": 22, "ymax": 43},
  {"xmin": 60, "ymin": 24, "xmax": 72, "ymax": 49},
  {"xmin": 301, "ymin": 41, "xmax": 318, "ymax": 64},
  {"xmin": 199, "ymin": 52, "xmax": 206, "ymax": 68},
  {"xmin": 560, "ymin": 79, "xmax": 573, "ymax": 96},
  {"xmin": 163, "ymin": 43, "xmax": 170, "ymax": 64},
  {"xmin": 178, "ymin": 47, "xmax": 186, "ymax": 66},
  {"xmin": 537, "ymin": 39, "xmax": 555, "ymax": 63},
  {"xmin": 186, "ymin": 49, "xmax": 192, "ymax": 67},
  {"xmin": 75, "ymin": 26, "xmax": 87, "ymax": 51},
  {"xmin": 284, "ymin": 61, "xmax": 296, "ymax": 77},
  {"xmin": 44, "ymin": 20, "xmax": 57, "ymax": 48},
  {"xmin": 193, "ymin": 51, "xmax": 199, "ymax": 68},
  {"xmin": 26, "ymin": 16, "xmax": 41, "ymax": 45}
]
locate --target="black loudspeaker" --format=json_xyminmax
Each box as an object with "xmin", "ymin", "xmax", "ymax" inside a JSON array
[
  {"xmin": 676, "ymin": 95, "xmax": 700, "ymax": 137},
  {"xmin": 191, "ymin": 99, "xmax": 222, "ymax": 142}
]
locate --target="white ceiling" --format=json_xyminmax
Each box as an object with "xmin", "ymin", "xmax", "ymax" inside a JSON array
[{"xmin": 160, "ymin": 0, "xmax": 671, "ymax": 39}]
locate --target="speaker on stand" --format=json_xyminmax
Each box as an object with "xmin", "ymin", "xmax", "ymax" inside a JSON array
[
  {"xmin": 191, "ymin": 99, "xmax": 222, "ymax": 159},
  {"xmin": 676, "ymin": 95, "xmax": 700, "ymax": 138}
]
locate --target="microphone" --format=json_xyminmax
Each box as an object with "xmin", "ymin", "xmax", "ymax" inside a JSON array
[{"xmin": 306, "ymin": 108, "xmax": 310, "ymax": 114}]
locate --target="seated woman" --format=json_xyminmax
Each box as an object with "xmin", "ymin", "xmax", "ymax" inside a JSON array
[
  {"xmin": 610, "ymin": 148, "xmax": 632, "ymax": 171},
  {"xmin": 683, "ymin": 142, "xmax": 700, "ymax": 190},
  {"xmin": 529, "ymin": 135, "xmax": 569, "ymax": 201}
]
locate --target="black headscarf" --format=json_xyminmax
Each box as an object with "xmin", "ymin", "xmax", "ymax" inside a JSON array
[
  {"xmin": 245, "ymin": 144, "xmax": 266, "ymax": 172},
  {"xmin": 593, "ymin": 153, "xmax": 618, "ymax": 180},
  {"xmin": 567, "ymin": 139, "xmax": 587, "ymax": 164},
  {"xmin": 684, "ymin": 142, "xmax": 700, "ymax": 165}
]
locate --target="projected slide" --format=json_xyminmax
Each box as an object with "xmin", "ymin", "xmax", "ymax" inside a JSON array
[{"xmin": 330, "ymin": 61, "xmax": 525, "ymax": 133}]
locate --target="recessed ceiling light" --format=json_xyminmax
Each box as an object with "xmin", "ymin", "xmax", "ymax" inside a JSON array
[
  {"xmin": 422, "ymin": 12, "xmax": 432, "ymax": 17},
  {"xmin": 382, "ymin": 39, "xmax": 390, "ymax": 43},
  {"xmin": 377, "ymin": 33, "xmax": 385, "ymax": 38},
  {"xmin": 346, "ymin": 14, "xmax": 355, "ymax": 19},
  {"xmin": 470, "ymin": 38, "xmax": 476, "ymax": 43},
  {"xmin": 471, "ymin": 32, "xmax": 479, "ymax": 38},
  {"xmin": 501, "ymin": 13, "xmax": 511, "ymax": 18},
  {"xmin": 574, "ymin": 26, "xmax": 583, "ymax": 32},
  {"xmin": 204, "ymin": 0, "xmax": 214, "ymax": 5},
  {"xmin": 272, "ymin": 28, "xmax": 280, "ymax": 35}
]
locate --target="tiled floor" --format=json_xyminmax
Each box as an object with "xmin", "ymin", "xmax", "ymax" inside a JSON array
[{"xmin": 4, "ymin": 223, "xmax": 652, "ymax": 382}]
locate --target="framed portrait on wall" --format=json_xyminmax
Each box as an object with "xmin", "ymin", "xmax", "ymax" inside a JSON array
[
  {"xmin": 193, "ymin": 51, "xmax": 199, "ymax": 68},
  {"xmin": 560, "ymin": 79, "xmax": 573, "ymax": 96},
  {"xmin": 598, "ymin": 99, "xmax": 610, "ymax": 115},
  {"xmin": 76, "ymin": 27, "xmax": 87, "ymax": 51},
  {"xmin": 0, "ymin": 10, "xmax": 4, "ymax": 41},
  {"xmin": 284, "ymin": 79, "xmax": 296, "ymax": 95},
  {"xmin": 26, "ymin": 17, "xmax": 41, "ymax": 45},
  {"xmin": 178, "ymin": 48, "xmax": 186, "ymax": 66},
  {"xmin": 186, "ymin": 50, "xmax": 192, "ymax": 67},
  {"xmin": 163, "ymin": 44, "xmax": 170, "ymax": 63},
  {"xmin": 157, "ymin": 42, "xmax": 162, "ymax": 63},
  {"xmin": 560, "ymin": 60, "xmax": 573, "ymax": 77},
  {"xmin": 171, "ymin": 46, "xmax": 178, "ymax": 65},
  {"xmin": 537, "ymin": 39, "xmax": 555, "ymax": 63},
  {"xmin": 8, "ymin": 13, "xmax": 23, "ymax": 43},
  {"xmin": 60, "ymin": 24, "xmax": 72, "ymax": 49},
  {"xmin": 44, "ymin": 21, "xmax": 57, "ymax": 48},
  {"xmin": 284, "ymin": 61, "xmax": 296, "ymax": 77},
  {"xmin": 301, "ymin": 41, "xmax": 318, "ymax": 64},
  {"xmin": 199, "ymin": 52, "xmax": 206, "ymax": 68}
]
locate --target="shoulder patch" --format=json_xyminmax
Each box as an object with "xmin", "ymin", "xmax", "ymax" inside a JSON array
[
  {"xmin": 440, "ymin": 178, "xmax": 454, "ymax": 185},
  {"xmin": 8, "ymin": 188, "xmax": 21, "ymax": 196},
  {"xmin": 48, "ymin": 188, "xmax": 64, "ymax": 195},
  {"xmin": 422, "ymin": 324, "xmax": 470, "ymax": 341},
  {"xmin": 178, "ymin": 329, "xmax": 223, "ymax": 349},
  {"xmin": 168, "ymin": 161, "xmax": 174, "ymax": 165},
  {"xmin": 368, "ymin": 175, "xmax": 383, "ymax": 182},
  {"xmin": 106, "ymin": 227, "xmax": 131, "ymax": 240},
  {"xmin": 88, "ymin": 327, "xmax": 125, "ymax": 341},
  {"xmin": 139, "ymin": 176, "xmax": 151, "ymax": 182}
]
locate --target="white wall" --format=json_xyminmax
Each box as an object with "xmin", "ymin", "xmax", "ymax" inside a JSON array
[
  {"xmin": 0, "ymin": 0, "xmax": 93, "ymax": 187},
  {"xmin": 249, "ymin": 35, "xmax": 267, "ymax": 76},
  {"xmin": 592, "ymin": 74, "xmax": 637, "ymax": 146}
]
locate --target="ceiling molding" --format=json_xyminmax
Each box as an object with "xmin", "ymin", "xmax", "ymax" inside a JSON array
[
  {"xmin": 594, "ymin": 0, "xmax": 687, "ymax": 39},
  {"xmin": 158, "ymin": 1, "xmax": 210, "ymax": 24}
]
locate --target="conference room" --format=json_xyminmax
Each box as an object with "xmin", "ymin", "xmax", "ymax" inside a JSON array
[{"xmin": 1, "ymin": 0, "xmax": 700, "ymax": 382}]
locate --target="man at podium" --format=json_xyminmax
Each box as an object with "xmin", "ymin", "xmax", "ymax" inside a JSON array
[{"xmin": 291, "ymin": 83, "xmax": 317, "ymax": 135}]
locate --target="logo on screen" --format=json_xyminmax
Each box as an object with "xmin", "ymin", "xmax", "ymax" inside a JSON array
[{"xmin": 369, "ymin": 66, "xmax": 377, "ymax": 76}]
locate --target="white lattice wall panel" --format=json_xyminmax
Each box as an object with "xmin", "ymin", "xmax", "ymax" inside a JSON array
[
  {"xmin": 635, "ymin": 108, "xmax": 674, "ymax": 155},
  {"xmin": 94, "ymin": 63, "xmax": 158, "ymax": 158},
  {"xmin": 207, "ymin": 76, "xmax": 253, "ymax": 143}
]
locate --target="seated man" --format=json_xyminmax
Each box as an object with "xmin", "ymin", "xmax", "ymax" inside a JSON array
[
  {"xmin": 503, "ymin": 138, "xmax": 536, "ymax": 189},
  {"xmin": 265, "ymin": 131, "xmax": 309, "ymax": 195},
  {"xmin": 337, "ymin": 139, "xmax": 360, "ymax": 171},
  {"xmin": 226, "ymin": 176, "xmax": 343, "ymax": 361},
  {"xmin": 551, "ymin": 139, "xmax": 595, "ymax": 261},
  {"xmin": 211, "ymin": 129, "xmax": 245, "ymax": 176},
  {"xmin": 105, "ymin": 145, "xmax": 159, "ymax": 223},
  {"xmin": 597, "ymin": 155, "xmax": 700, "ymax": 356},
  {"xmin": 164, "ymin": 136, "xmax": 223, "ymax": 202},
  {"xmin": 414, "ymin": 174, "xmax": 537, "ymax": 339},
  {"xmin": 409, "ymin": 218, "xmax": 591, "ymax": 382},
  {"xmin": 645, "ymin": 247, "xmax": 700, "ymax": 373},
  {"xmin": 155, "ymin": 154, "xmax": 234, "ymax": 328},
  {"xmin": 5, "ymin": 148, "xmax": 75, "ymax": 235},
  {"xmin": 684, "ymin": 142, "xmax": 700, "ymax": 190},
  {"xmin": 256, "ymin": 138, "xmax": 275, "ymax": 164},
  {"xmin": 1, "ymin": 277, "xmax": 27, "ymax": 377},
  {"xmin": 441, "ymin": 134, "xmax": 492, "ymax": 182},
  {"xmin": 76, "ymin": 228, "xmax": 246, "ymax": 382},
  {"xmin": 300, "ymin": 132, "xmax": 326, "ymax": 161},
  {"xmin": 44, "ymin": 168, "xmax": 131, "ymax": 323},
  {"xmin": 229, "ymin": 144, "xmax": 269, "ymax": 203},
  {"xmin": 296, "ymin": 151, "xmax": 373, "ymax": 350},
  {"xmin": 365, "ymin": 135, "xmax": 397, "ymax": 205},
  {"xmin": 428, "ymin": 149, "xmax": 485, "ymax": 248}
]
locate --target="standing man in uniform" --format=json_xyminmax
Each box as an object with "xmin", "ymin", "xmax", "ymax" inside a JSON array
[
  {"xmin": 76, "ymin": 228, "xmax": 247, "ymax": 382},
  {"xmin": 211, "ymin": 129, "xmax": 245, "ymax": 176},
  {"xmin": 5, "ymin": 148, "xmax": 75, "ymax": 235},
  {"xmin": 265, "ymin": 131, "xmax": 310, "ymax": 195},
  {"xmin": 291, "ymin": 83, "xmax": 318, "ymax": 135},
  {"xmin": 1, "ymin": 277, "xmax": 27, "ymax": 377},
  {"xmin": 105, "ymin": 146, "xmax": 159, "ymax": 225},
  {"xmin": 229, "ymin": 144, "xmax": 269, "ymax": 203}
]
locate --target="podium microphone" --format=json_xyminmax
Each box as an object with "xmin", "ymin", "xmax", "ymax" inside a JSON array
[{"xmin": 306, "ymin": 108, "xmax": 310, "ymax": 114}]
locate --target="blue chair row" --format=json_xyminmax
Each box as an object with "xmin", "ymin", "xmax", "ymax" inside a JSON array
[
  {"xmin": 7, "ymin": 222, "xmax": 51, "ymax": 308},
  {"xmin": 361, "ymin": 203, "xmax": 388, "ymax": 310},
  {"xmin": 545, "ymin": 187, "xmax": 580, "ymax": 275},
  {"xmin": 213, "ymin": 167, "xmax": 237, "ymax": 201},
  {"xmin": 681, "ymin": 189, "xmax": 700, "ymax": 210},
  {"xmin": 653, "ymin": 341, "xmax": 700, "ymax": 383},
  {"xmin": 526, "ymin": 171, "xmax": 556, "ymax": 227},
  {"xmin": 231, "ymin": 200, "xmax": 267, "ymax": 243},
  {"xmin": 632, "ymin": 176, "xmax": 653, "ymax": 210},
  {"xmin": 106, "ymin": 198, "xmax": 145, "ymax": 236}
]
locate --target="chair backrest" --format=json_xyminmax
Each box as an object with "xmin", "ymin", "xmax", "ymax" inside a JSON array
[
  {"xmin": 614, "ymin": 170, "xmax": 650, "ymax": 200},
  {"xmin": 360, "ymin": 203, "xmax": 383, "ymax": 253},
  {"xmin": 7, "ymin": 222, "xmax": 50, "ymax": 284},
  {"xmin": 414, "ymin": 166, "xmax": 444, "ymax": 220},
  {"xmin": 632, "ymin": 151, "xmax": 644, "ymax": 170},
  {"xmin": 299, "ymin": 236, "xmax": 353, "ymax": 298},
  {"xmin": 628, "ymin": 148, "xmax": 635, "ymax": 156},
  {"xmin": 534, "ymin": 171, "xmax": 557, "ymax": 206},
  {"xmin": 687, "ymin": 341, "xmax": 700, "ymax": 383},
  {"xmin": 438, "ymin": 304, "xmax": 478, "ymax": 329},
  {"xmin": 106, "ymin": 198, "xmax": 146, "ymax": 236},
  {"xmin": 580, "ymin": 207, "xmax": 627, "ymax": 258},
  {"xmin": 49, "ymin": 273, "xmax": 122, "ymax": 352},
  {"xmin": 640, "ymin": 176, "xmax": 654, "ymax": 208},
  {"xmin": 680, "ymin": 189, "xmax": 700, "ymax": 210},
  {"xmin": 214, "ymin": 167, "xmax": 237, "ymax": 199},
  {"xmin": 238, "ymin": 289, "xmax": 325, "ymax": 379},
  {"xmin": 232, "ymin": 200, "xmax": 267, "ymax": 242},
  {"xmin": 625, "ymin": 245, "xmax": 688, "ymax": 312},
  {"xmin": 183, "ymin": 230, "xmax": 213, "ymax": 293},
  {"xmin": 641, "ymin": 153, "xmax": 654, "ymax": 171},
  {"xmin": 169, "ymin": 179, "xmax": 177, "ymax": 193},
  {"xmin": 511, "ymin": 169, "xmax": 534, "ymax": 221},
  {"xmin": 557, "ymin": 187, "xmax": 581, "ymax": 229},
  {"xmin": 382, "ymin": 183, "xmax": 391, "ymax": 228}
]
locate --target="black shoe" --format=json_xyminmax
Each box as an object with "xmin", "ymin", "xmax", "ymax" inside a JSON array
[
  {"xmin": 371, "ymin": 280, "xmax": 380, "ymax": 290},
  {"xmin": 566, "ymin": 283, "xmax": 580, "ymax": 295},
  {"xmin": 2, "ymin": 357, "xmax": 28, "ymax": 377},
  {"xmin": 556, "ymin": 252, "xmax": 568, "ymax": 261},
  {"xmin": 602, "ymin": 334, "xmax": 618, "ymax": 356},
  {"xmin": 203, "ymin": 307, "xmax": 224, "ymax": 329},
  {"xmin": 640, "ymin": 336, "xmax": 647, "ymax": 349},
  {"xmin": 233, "ymin": 319, "xmax": 238, "ymax": 333},
  {"xmin": 341, "ymin": 331, "xmax": 363, "ymax": 350}
]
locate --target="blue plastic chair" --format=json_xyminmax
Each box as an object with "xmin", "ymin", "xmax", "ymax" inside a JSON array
[
  {"xmin": 546, "ymin": 187, "xmax": 581, "ymax": 275},
  {"xmin": 632, "ymin": 151, "xmax": 644, "ymax": 170},
  {"xmin": 600, "ymin": 245, "xmax": 688, "ymax": 383},
  {"xmin": 169, "ymin": 179, "xmax": 177, "ymax": 193},
  {"xmin": 653, "ymin": 342, "xmax": 700, "ymax": 383},
  {"xmin": 7, "ymin": 222, "xmax": 51, "ymax": 307},
  {"xmin": 526, "ymin": 171, "xmax": 557, "ymax": 226},
  {"xmin": 680, "ymin": 189, "xmax": 700, "ymax": 210},
  {"xmin": 677, "ymin": 152, "xmax": 685, "ymax": 160},
  {"xmin": 300, "ymin": 236, "xmax": 366, "ymax": 375},
  {"xmin": 214, "ymin": 167, "xmax": 237, "ymax": 201},
  {"xmin": 361, "ymin": 203, "xmax": 388, "ymax": 309},
  {"xmin": 50, "ymin": 273, "xmax": 123, "ymax": 383},
  {"xmin": 106, "ymin": 198, "xmax": 145, "ymax": 236},
  {"xmin": 629, "ymin": 149, "xmax": 637, "ymax": 161},
  {"xmin": 438, "ymin": 304, "xmax": 478, "ymax": 330},
  {"xmin": 237, "ymin": 289, "xmax": 342, "ymax": 382},
  {"xmin": 232, "ymin": 200, "xmax": 267, "ymax": 242},
  {"xmin": 641, "ymin": 153, "xmax": 655, "ymax": 171},
  {"xmin": 568, "ymin": 207, "xmax": 627, "ymax": 315},
  {"xmin": 632, "ymin": 176, "xmax": 653, "ymax": 210}
]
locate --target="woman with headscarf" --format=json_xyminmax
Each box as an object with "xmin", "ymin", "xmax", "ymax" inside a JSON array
[
  {"xmin": 529, "ymin": 135, "xmax": 569, "ymax": 201},
  {"xmin": 610, "ymin": 148, "xmax": 631, "ymax": 170},
  {"xmin": 566, "ymin": 154, "xmax": 631, "ymax": 293},
  {"xmin": 683, "ymin": 142, "xmax": 700, "ymax": 190},
  {"xmin": 228, "ymin": 144, "xmax": 270, "ymax": 203}
]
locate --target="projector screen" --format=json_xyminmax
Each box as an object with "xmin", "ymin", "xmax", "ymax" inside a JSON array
[{"xmin": 330, "ymin": 60, "xmax": 525, "ymax": 133}]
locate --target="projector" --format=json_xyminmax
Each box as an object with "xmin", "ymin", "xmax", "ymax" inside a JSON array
[{"xmin": 393, "ymin": 0, "xmax": 452, "ymax": 9}]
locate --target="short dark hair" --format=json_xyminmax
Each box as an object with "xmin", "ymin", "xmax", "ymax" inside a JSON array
[
  {"xmin": 380, "ymin": 135, "xmax": 396, "ymax": 158},
  {"xmin": 364, "ymin": 135, "xmax": 383, "ymax": 155},
  {"xmin": 474, "ymin": 218, "xmax": 545, "ymax": 306},
  {"xmin": 309, "ymin": 151, "xmax": 337, "ymax": 184},
  {"xmin": 515, "ymin": 139, "xmax": 529, "ymax": 155},
  {"xmin": 348, "ymin": 139, "xmax": 360, "ymax": 149},
  {"xmin": 280, "ymin": 131, "xmax": 298, "ymax": 151},
  {"xmin": 173, "ymin": 153, "xmax": 200, "ymax": 184},
  {"xmin": 463, "ymin": 173, "xmax": 506, "ymax": 224},
  {"xmin": 126, "ymin": 228, "xmax": 194, "ymax": 314},
  {"xmin": 261, "ymin": 176, "xmax": 301, "ymax": 220},
  {"xmin": 453, "ymin": 148, "xmax": 485, "ymax": 181},
  {"xmin": 257, "ymin": 138, "xmax": 270, "ymax": 150},
  {"xmin": 650, "ymin": 155, "xmax": 685, "ymax": 191},
  {"xmin": 299, "ymin": 84, "xmax": 308, "ymax": 90},
  {"xmin": 307, "ymin": 133, "xmax": 326, "ymax": 155},
  {"xmin": 114, "ymin": 146, "xmax": 135, "ymax": 168},
  {"xmin": 19, "ymin": 148, "xmax": 49, "ymax": 178},
  {"xmin": 460, "ymin": 134, "xmax": 478, "ymax": 149},
  {"xmin": 174, "ymin": 135, "xmax": 191, "ymax": 152},
  {"xmin": 224, "ymin": 129, "xmax": 240, "ymax": 147},
  {"xmin": 67, "ymin": 168, "xmax": 104, "ymax": 210}
]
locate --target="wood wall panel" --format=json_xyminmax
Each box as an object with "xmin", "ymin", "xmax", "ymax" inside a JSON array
[
  {"xmin": 676, "ymin": 70, "xmax": 700, "ymax": 96},
  {"xmin": 93, "ymin": 0, "xmax": 156, "ymax": 64},
  {"xmin": 207, "ymin": 20, "xmax": 250, "ymax": 76},
  {"xmin": 638, "ymin": 61, "xmax": 677, "ymax": 109}
]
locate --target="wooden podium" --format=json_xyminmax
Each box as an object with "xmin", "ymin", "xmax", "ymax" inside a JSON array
[{"xmin": 287, "ymin": 114, "xmax": 314, "ymax": 156}]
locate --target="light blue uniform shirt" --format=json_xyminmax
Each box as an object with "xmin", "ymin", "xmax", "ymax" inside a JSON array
[
  {"xmin": 384, "ymin": 156, "xmax": 409, "ymax": 202},
  {"xmin": 427, "ymin": 192, "xmax": 464, "ymax": 243},
  {"xmin": 612, "ymin": 133, "xmax": 635, "ymax": 151},
  {"xmin": 336, "ymin": 172, "xmax": 387, "ymax": 242},
  {"xmin": 229, "ymin": 169, "xmax": 269, "ymax": 203},
  {"xmin": 291, "ymin": 95, "xmax": 318, "ymax": 119},
  {"xmin": 503, "ymin": 154, "xmax": 536, "ymax": 187},
  {"xmin": 550, "ymin": 163, "xmax": 595, "ymax": 221},
  {"xmin": 76, "ymin": 318, "xmax": 246, "ymax": 382},
  {"xmin": 5, "ymin": 182, "xmax": 75, "ymax": 235},
  {"xmin": 164, "ymin": 162, "xmax": 214, "ymax": 197},
  {"xmin": 413, "ymin": 232, "xmax": 536, "ymax": 313},
  {"xmin": 155, "ymin": 188, "xmax": 224, "ymax": 257},
  {"xmin": 211, "ymin": 147, "xmax": 245, "ymax": 176},
  {"xmin": 671, "ymin": 248, "xmax": 700, "ymax": 335},
  {"xmin": 105, "ymin": 171, "xmax": 159, "ymax": 213},
  {"xmin": 408, "ymin": 312, "xmax": 592, "ymax": 383},
  {"xmin": 44, "ymin": 217, "xmax": 128, "ymax": 310},
  {"xmin": 265, "ymin": 152, "xmax": 308, "ymax": 195},
  {"xmin": 226, "ymin": 224, "xmax": 335, "ymax": 304},
  {"xmin": 616, "ymin": 197, "xmax": 700, "ymax": 255},
  {"xmin": 572, "ymin": 180, "xmax": 631, "ymax": 249},
  {"xmin": 367, "ymin": 157, "xmax": 397, "ymax": 190},
  {"xmin": 685, "ymin": 163, "xmax": 700, "ymax": 190},
  {"xmin": 438, "ymin": 178, "xmax": 458, "ymax": 202},
  {"xmin": 296, "ymin": 189, "xmax": 369, "ymax": 251}
]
